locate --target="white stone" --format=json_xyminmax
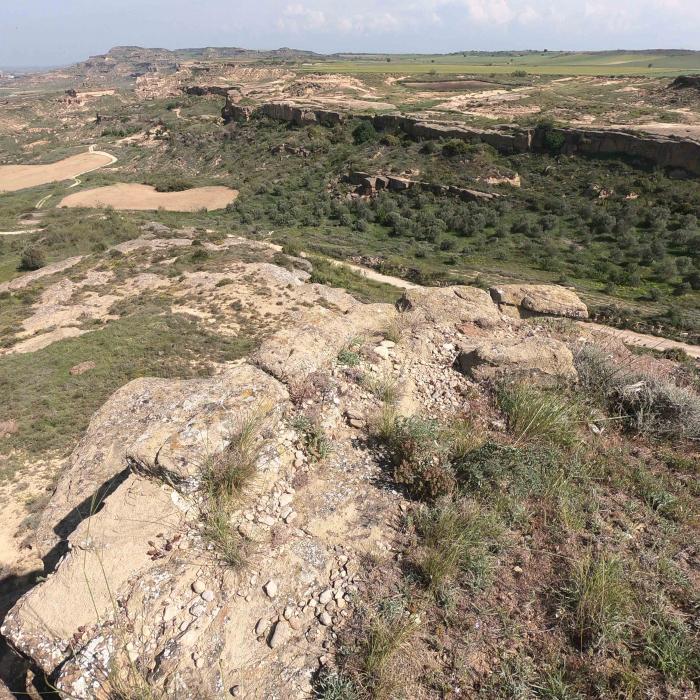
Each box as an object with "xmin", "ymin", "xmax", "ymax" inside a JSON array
[{"xmin": 264, "ymin": 580, "xmax": 278, "ymax": 598}]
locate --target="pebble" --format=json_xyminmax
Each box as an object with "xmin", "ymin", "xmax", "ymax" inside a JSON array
[
  {"xmin": 190, "ymin": 603, "xmax": 206, "ymax": 618},
  {"xmin": 201, "ymin": 590, "xmax": 215, "ymax": 602},
  {"xmin": 192, "ymin": 580, "xmax": 206, "ymax": 594},
  {"xmin": 284, "ymin": 511, "xmax": 297, "ymax": 524},
  {"xmin": 380, "ymin": 340, "xmax": 396, "ymax": 348},
  {"xmin": 318, "ymin": 612, "xmax": 332, "ymax": 626},
  {"xmin": 163, "ymin": 605, "xmax": 179, "ymax": 622},
  {"xmin": 373, "ymin": 346, "xmax": 391, "ymax": 360},
  {"xmin": 283, "ymin": 606, "xmax": 294, "ymax": 620},
  {"xmin": 264, "ymin": 580, "xmax": 278, "ymax": 598},
  {"xmin": 255, "ymin": 618, "xmax": 270, "ymax": 636},
  {"xmin": 279, "ymin": 493, "xmax": 293, "ymax": 507},
  {"xmin": 229, "ymin": 686, "xmax": 240, "ymax": 697},
  {"xmin": 319, "ymin": 589, "xmax": 333, "ymax": 605},
  {"xmin": 268, "ymin": 621, "xmax": 288, "ymax": 649}
]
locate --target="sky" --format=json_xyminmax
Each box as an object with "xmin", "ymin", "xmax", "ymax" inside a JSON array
[{"xmin": 1, "ymin": 0, "xmax": 700, "ymax": 67}]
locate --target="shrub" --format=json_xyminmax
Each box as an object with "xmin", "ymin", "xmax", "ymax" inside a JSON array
[
  {"xmin": 146, "ymin": 176, "xmax": 194, "ymax": 192},
  {"xmin": 575, "ymin": 346, "xmax": 700, "ymax": 439},
  {"xmin": 379, "ymin": 415, "xmax": 455, "ymax": 501},
  {"xmin": 537, "ymin": 119, "xmax": 566, "ymax": 153},
  {"xmin": 18, "ymin": 245, "xmax": 46, "ymax": 271},
  {"xmin": 352, "ymin": 120, "xmax": 377, "ymax": 144},
  {"xmin": 442, "ymin": 139, "xmax": 470, "ymax": 158}
]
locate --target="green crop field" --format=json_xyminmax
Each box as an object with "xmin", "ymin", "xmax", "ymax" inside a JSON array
[{"xmin": 303, "ymin": 50, "xmax": 700, "ymax": 77}]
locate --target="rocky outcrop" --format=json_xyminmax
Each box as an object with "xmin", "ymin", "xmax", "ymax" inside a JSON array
[
  {"xmin": 490, "ymin": 284, "xmax": 589, "ymax": 320},
  {"xmin": 254, "ymin": 302, "xmax": 395, "ymax": 384},
  {"xmin": 221, "ymin": 96, "xmax": 254, "ymax": 123},
  {"xmin": 532, "ymin": 126, "xmax": 700, "ymax": 178},
  {"xmin": 371, "ymin": 114, "xmax": 532, "ymax": 154},
  {"xmin": 221, "ymin": 95, "xmax": 345, "ymax": 126},
  {"xmin": 455, "ymin": 337, "xmax": 578, "ymax": 384},
  {"xmin": 271, "ymin": 143, "xmax": 310, "ymax": 157},
  {"xmin": 34, "ymin": 364, "xmax": 288, "ymax": 561},
  {"xmin": 219, "ymin": 99, "xmax": 700, "ymax": 177},
  {"xmin": 398, "ymin": 285, "xmax": 502, "ymax": 327},
  {"xmin": 344, "ymin": 171, "xmax": 499, "ymax": 201},
  {"xmin": 1, "ymin": 274, "xmax": 592, "ymax": 698}
]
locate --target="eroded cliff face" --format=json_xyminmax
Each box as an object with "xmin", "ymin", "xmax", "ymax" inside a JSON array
[
  {"xmin": 1, "ymin": 268, "xmax": 593, "ymax": 699},
  {"xmin": 221, "ymin": 95, "xmax": 700, "ymax": 177}
]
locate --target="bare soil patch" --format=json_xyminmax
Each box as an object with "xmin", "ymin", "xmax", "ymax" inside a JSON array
[
  {"xmin": 59, "ymin": 183, "xmax": 239, "ymax": 212},
  {"xmin": 402, "ymin": 79, "xmax": 501, "ymax": 91},
  {"xmin": 0, "ymin": 151, "xmax": 114, "ymax": 193}
]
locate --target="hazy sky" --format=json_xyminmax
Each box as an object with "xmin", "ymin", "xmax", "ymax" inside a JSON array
[{"xmin": 2, "ymin": 0, "xmax": 700, "ymax": 67}]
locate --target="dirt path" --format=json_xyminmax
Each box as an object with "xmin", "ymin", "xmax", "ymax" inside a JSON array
[
  {"xmin": 328, "ymin": 258, "xmax": 419, "ymax": 289},
  {"xmin": 326, "ymin": 256, "xmax": 700, "ymax": 359},
  {"xmin": 578, "ymin": 321, "xmax": 700, "ymax": 359}
]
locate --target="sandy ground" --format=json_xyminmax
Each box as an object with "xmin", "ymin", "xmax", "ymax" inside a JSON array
[
  {"xmin": 59, "ymin": 183, "xmax": 239, "ymax": 212},
  {"xmin": 0, "ymin": 150, "xmax": 115, "ymax": 192}
]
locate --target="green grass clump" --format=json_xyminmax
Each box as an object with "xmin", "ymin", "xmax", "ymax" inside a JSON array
[
  {"xmin": 414, "ymin": 497, "xmax": 500, "ymax": 594},
  {"xmin": 315, "ymin": 671, "xmax": 359, "ymax": 700},
  {"xmin": 362, "ymin": 372, "xmax": 401, "ymax": 405},
  {"xmin": 358, "ymin": 603, "xmax": 419, "ymax": 699},
  {"xmin": 201, "ymin": 403, "xmax": 273, "ymax": 568},
  {"xmin": 497, "ymin": 382, "xmax": 581, "ymax": 446},
  {"xmin": 561, "ymin": 553, "xmax": 632, "ymax": 651},
  {"xmin": 643, "ymin": 615, "xmax": 700, "ymax": 682}
]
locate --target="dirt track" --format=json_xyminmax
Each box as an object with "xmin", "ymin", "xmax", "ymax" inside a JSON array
[
  {"xmin": 59, "ymin": 183, "xmax": 239, "ymax": 212},
  {"xmin": 328, "ymin": 257, "xmax": 700, "ymax": 359},
  {"xmin": 0, "ymin": 149, "xmax": 116, "ymax": 193},
  {"xmin": 578, "ymin": 321, "xmax": 700, "ymax": 359}
]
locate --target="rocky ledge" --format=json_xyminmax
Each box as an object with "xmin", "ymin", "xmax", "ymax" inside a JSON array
[
  {"xmin": 221, "ymin": 96, "xmax": 700, "ymax": 178},
  {"xmin": 2, "ymin": 273, "xmax": 594, "ymax": 698}
]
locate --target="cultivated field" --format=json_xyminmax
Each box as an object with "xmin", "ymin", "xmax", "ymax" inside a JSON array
[
  {"xmin": 0, "ymin": 149, "xmax": 115, "ymax": 192},
  {"xmin": 306, "ymin": 50, "xmax": 700, "ymax": 76},
  {"xmin": 58, "ymin": 183, "xmax": 238, "ymax": 211}
]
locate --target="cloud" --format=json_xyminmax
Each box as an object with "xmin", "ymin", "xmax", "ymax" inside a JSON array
[{"xmin": 2, "ymin": 0, "xmax": 700, "ymax": 66}]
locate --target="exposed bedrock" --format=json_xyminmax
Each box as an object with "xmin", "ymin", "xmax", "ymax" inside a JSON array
[{"xmin": 221, "ymin": 96, "xmax": 700, "ymax": 177}]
